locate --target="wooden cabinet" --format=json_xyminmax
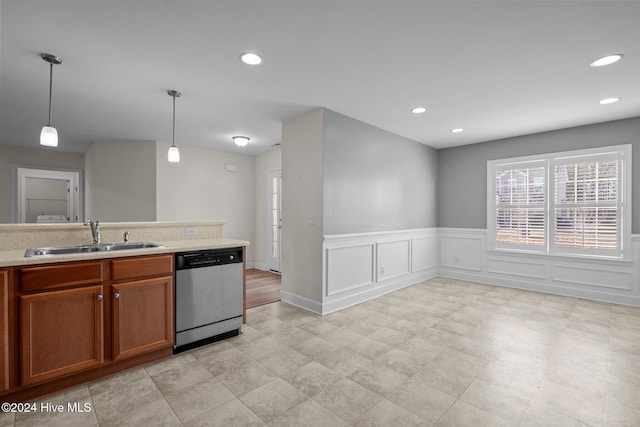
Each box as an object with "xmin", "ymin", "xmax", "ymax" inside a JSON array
[
  {"xmin": 5, "ymin": 254, "xmax": 174, "ymax": 397},
  {"xmin": 1, "ymin": 269, "xmax": 9, "ymax": 392},
  {"xmin": 112, "ymin": 276, "xmax": 173, "ymax": 361},
  {"xmin": 17, "ymin": 261, "xmax": 104, "ymax": 386},
  {"xmin": 110, "ymin": 254, "xmax": 174, "ymax": 361},
  {"xmin": 20, "ymin": 285, "xmax": 104, "ymax": 386}
]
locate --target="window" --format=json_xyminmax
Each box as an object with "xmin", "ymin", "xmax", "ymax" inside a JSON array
[{"xmin": 488, "ymin": 145, "xmax": 631, "ymax": 259}]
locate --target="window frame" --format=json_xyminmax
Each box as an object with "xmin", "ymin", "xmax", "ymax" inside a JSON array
[{"xmin": 487, "ymin": 144, "xmax": 631, "ymax": 260}]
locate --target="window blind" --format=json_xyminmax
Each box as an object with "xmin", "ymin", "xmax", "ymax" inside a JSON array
[{"xmin": 488, "ymin": 145, "xmax": 629, "ymax": 259}]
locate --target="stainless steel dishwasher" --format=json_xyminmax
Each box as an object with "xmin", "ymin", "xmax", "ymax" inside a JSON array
[{"xmin": 174, "ymin": 247, "xmax": 243, "ymax": 353}]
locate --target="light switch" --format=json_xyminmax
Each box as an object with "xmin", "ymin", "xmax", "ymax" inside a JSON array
[{"xmin": 307, "ymin": 213, "xmax": 316, "ymax": 225}]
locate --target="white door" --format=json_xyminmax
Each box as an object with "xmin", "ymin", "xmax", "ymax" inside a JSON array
[
  {"xmin": 17, "ymin": 167, "xmax": 81, "ymax": 223},
  {"xmin": 267, "ymin": 169, "xmax": 282, "ymax": 273}
]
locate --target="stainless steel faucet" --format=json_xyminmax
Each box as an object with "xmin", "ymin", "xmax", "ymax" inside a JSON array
[{"xmin": 84, "ymin": 219, "xmax": 101, "ymax": 245}]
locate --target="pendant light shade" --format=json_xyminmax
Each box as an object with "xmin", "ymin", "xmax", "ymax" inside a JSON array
[
  {"xmin": 40, "ymin": 126, "xmax": 58, "ymax": 147},
  {"xmin": 167, "ymin": 90, "xmax": 181, "ymax": 162},
  {"xmin": 40, "ymin": 53, "xmax": 62, "ymax": 147},
  {"xmin": 168, "ymin": 145, "xmax": 180, "ymax": 162},
  {"xmin": 233, "ymin": 136, "xmax": 250, "ymax": 147}
]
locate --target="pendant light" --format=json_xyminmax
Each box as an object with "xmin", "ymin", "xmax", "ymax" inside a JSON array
[
  {"xmin": 40, "ymin": 53, "xmax": 63, "ymax": 147},
  {"xmin": 167, "ymin": 90, "xmax": 181, "ymax": 162}
]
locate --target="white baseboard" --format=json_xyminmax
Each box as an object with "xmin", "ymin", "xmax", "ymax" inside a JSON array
[
  {"xmin": 249, "ymin": 262, "xmax": 267, "ymax": 271},
  {"xmin": 320, "ymin": 267, "xmax": 438, "ymax": 314},
  {"xmin": 280, "ymin": 290, "xmax": 323, "ymax": 315},
  {"xmin": 439, "ymin": 268, "xmax": 640, "ymax": 307}
]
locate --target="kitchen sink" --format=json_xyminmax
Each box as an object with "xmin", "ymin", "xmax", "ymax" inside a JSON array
[
  {"xmin": 100, "ymin": 242, "xmax": 164, "ymax": 251},
  {"xmin": 25, "ymin": 242, "xmax": 164, "ymax": 257}
]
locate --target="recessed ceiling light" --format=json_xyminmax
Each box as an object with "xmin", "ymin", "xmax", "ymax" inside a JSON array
[
  {"xmin": 599, "ymin": 97, "xmax": 621, "ymax": 105},
  {"xmin": 411, "ymin": 107, "xmax": 426, "ymax": 114},
  {"xmin": 590, "ymin": 54, "xmax": 623, "ymax": 67},
  {"xmin": 241, "ymin": 53, "xmax": 262, "ymax": 65},
  {"xmin": 451, "ymin": 128, "xmax": 464, "ymax": 133}
]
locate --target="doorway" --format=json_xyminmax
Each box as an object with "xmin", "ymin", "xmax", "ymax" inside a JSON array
[
  {"xmin": 267, "ymin": 169, "xmax": 282, "ymax": 273},
  {"xmin": 16, "ymin": 167, "xmax": 81, "ymax": 223}
]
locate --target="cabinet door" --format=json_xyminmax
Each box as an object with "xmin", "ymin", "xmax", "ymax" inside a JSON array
[
  {"xmin": 1, "ymin": 269, "xmax": 8, "ymax": 392},
  {"xmin": 112, "ymin": 276, "xmax": 174, "ymax": 361},
  {"xmin": 20, "ymin": 285, "xmax": 104, "ymax": 386}
]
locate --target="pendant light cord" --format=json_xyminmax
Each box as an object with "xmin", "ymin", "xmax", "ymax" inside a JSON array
[
  {"xmin": 47, "ymin": 61, "xmax": 53, "ymax": 126},
  {"xmin": 172, "ymin": 93, "xmax": 176, "ymax": 147}
]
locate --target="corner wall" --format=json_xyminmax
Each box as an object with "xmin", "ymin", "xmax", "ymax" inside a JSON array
[
  {"xmin": 281, "ymin": 108, "xmax": 325, "ymax": 309},
  {"xmin": 281, "ymin": 108, "xmax": 440, "ymax": 314}
]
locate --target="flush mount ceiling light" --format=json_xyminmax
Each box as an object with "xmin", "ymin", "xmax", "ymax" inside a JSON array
[
  {"xmin": 232, "ymin": 136, "xmax": 250, "ymax": 147},
  {"xmin": 590, "ymin": 54, "xmax": 623, "ymax": 67},
  {"xmin": 40, "ymin": 53, "xmax": 62, "ymax": 147},
  {"xmin": 451, "ymin": 128, "xmax": 464, "ymax": 133},
  {"xmin": 241, "ymin": 53, "xmax": 262, "ymax": 65},
  {"xmin": 599, "ymin": 97, "xmax": 621, "ymax": 105},
  {"xmin": 167, "ymin": 90, "xmax": 181, "ymax": 162},
  {"xmin": 411, "ymin": 107, "xmax": 426, "ymax": 114}
]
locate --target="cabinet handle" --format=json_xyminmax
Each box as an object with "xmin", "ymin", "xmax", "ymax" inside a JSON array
[
  {"xmin": 114, "ymin": 292, "xmax": 120, "ymax": 299},
  {"xmin": 97, "ymin": 294, "xmax": 103, "ymax": 301}
]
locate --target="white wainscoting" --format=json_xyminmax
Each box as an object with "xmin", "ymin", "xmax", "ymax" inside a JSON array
[
  {"xmin": 320, "ymin": 229, "xmax": 439, "ymax": 314},
  {"xmin": 282, "ymin": 228, "xmax": 640, "ymax": 315},
  {"xmin": 439, "ymin": 228, "xmax": 640, "ymax": 307}
]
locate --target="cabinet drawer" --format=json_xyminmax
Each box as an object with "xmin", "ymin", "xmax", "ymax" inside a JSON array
[
  {"xmin": 19, "ymin": 262, "xmax": 103, "ymax": 293},
  {"xmin": 111, "ymin": 255, "xmax": 173, "ymax": 281}
]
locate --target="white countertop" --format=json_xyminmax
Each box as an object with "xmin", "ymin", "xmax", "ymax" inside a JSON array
[{"xmin": 0, "ymin": 238, "xmax": 249, "ymax": 267}]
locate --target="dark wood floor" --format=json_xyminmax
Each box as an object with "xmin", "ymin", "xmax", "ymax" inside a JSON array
[{"xmin": 246, "ymin": 268, "xmax": 282, "ymax": 309}]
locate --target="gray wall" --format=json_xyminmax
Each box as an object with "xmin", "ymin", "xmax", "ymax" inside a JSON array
[
  {"xmin": 85, "ymin": 141, "xmax": 157, "ymax": 221},
  {"xmin": 438, "ymin": 117, "xmax": 640, "ymax": 233},
  {"xmin": 323, "ymin": 109, "xmax": 438, "ymax": 235}
]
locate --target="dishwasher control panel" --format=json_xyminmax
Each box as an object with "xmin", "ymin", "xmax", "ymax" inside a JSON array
[{"xmin": 175, "ymin": 248, "xmax": 243, "ymax": 270}]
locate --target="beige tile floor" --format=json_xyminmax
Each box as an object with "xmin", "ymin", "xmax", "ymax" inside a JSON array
[{"xmin": 3, "ymin": 277, "xmax": 640, "ymax": 426}]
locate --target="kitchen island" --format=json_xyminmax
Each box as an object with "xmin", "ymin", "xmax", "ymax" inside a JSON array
[{"xmin": 0, "ymin": 221, "xmax": 249, "ymax": 402}]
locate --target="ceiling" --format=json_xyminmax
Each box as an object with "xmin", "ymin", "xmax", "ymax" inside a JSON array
[{"xmin": 1, "ymin": 1, "xmax": 639, "ymax": 156}]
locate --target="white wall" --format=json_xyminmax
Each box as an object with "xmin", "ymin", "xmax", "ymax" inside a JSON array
[
  {"xmin": 155, "ymin": 141, "xmax": 256, "ymax": 263},
  {"xmin": 281, "ymin": 108, "xmax": 325, "ymax": 307},
  {"xmin": 84, "ymin": 141, "xmax": 157, "ymax": 221},
  {"xmin": 254, "ymin": 149, "xmax": 282, "ymax": 270}
]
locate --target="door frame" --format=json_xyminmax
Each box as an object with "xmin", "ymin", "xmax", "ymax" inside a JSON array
[
  {"xmin": 267, "ymin": 168, "xmax": 282, "ymax": 273},
  {"xmin": 15, "ymin": 166, "xmax": 82, "ymax": 223}
]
